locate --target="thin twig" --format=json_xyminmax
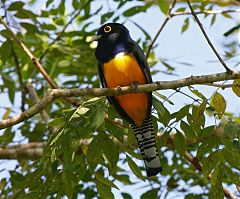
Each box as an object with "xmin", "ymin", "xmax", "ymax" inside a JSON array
[
  {"xmin": 172, "ymin": 8, "xmax": 240, "ymax": 16},
  {"xmin": 146, "ymin": 0, "xmax": 177, "ymax": 58},
  {"xmin": 186, "ymin": 0, "xmax": 232, "ymax": 73},
  {"xmin": 1, "ymin": 71, "xmax": 240, "ymax": 129},
  {"xmin": 203, "ymin": 82, "xmax": 240, "ymax": 89},
  {"xmin": 0, "ymin": 16, "xmax": 57, "ymax": 88}
]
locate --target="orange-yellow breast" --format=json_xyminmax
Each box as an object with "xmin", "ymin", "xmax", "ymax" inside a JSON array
[{"xmin": 103, "ymin": 52, "xmax": 148, "ymax": 126}]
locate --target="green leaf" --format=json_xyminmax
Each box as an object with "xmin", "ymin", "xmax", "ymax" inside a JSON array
[
  {"xmin": 95, "ymin": 173, "xmax": 119, "ymax": 189},
  {"xmin": 153, "ymin": 97, "xmax": 171, "ymax": 126},
  {"xmin": 182, "ymin": 18, "xmax": 189, "ymax": 33},
  {"xmin": 113, "ymin": 174, "xmax": 133, "ymax": 185},
  {"xmin": 224, "ymin": 24, "xmax": 240, "ymax": 37},
  {"xmin": 121, "ymin": 192, "xmax": 132, "ymax": 199},
  {"xmin": 176, "ymin": 105, "xmax": 190, "ymax": 121},
  {"xmin": 126, "ymin": 155, "xmax": 144, "ymax": 180},
  {"xmin": 46, "ymin": 0, "xmax": 54, "ymax": 7},
  {"xmin": 0, "ymin": 40, "xmax": 12, "ymax": 63},
  {"xmin": 101, "ymin": 12, "xmax": 114, "ymax": 24},
  {"xmin": 188, "ymin": 86, "xmax": 207, "ymax": 101},
  {"xmin": 211, "ymin": 92, "xmax": 226, "ymax": 118},
  {"xmin": 209, "ymin": 168, "xmax": 224, "ymax": 199},
  {"xmin": 96, "ymin": 181, "xmax": 114, "ymax": 199},
  {"xmin": 140, "ymin": 188, "xmax": 158, "ymax": 199},
  {"xmin": 123, "ymin": 5, "xmax": 149, "ymax": 17},
  {"xmin": 210, "ymin": 14, "xmax": 216, "ymax": 26},
  {"xmin": 20, "ymin": 22, "xmax": 38, "ymax": 34},
  {"xmin": 2, "ymin": 74, "xmax": 15, "ymax": 104},
  {"xmin": 232, "ymin": 79, "xmax": 240, "ymax": 97},
  {"xmin": 62, "ymin": 169, "xmax": 75, "ymax": 199},
  {"xmin": 72, "ymin": 0, "xmax": 80, "ymax": 9},
  {"xmin": 87, "ymin": 134, "xmax": 103, "ymax": 169},
  {"xmin": 180, "ymin": 120, "xmax": 198, "ymax": 143},
  {"xmin": 90, "ymin": 105, "xmax": 105, "ymax": 129},
  {"xmin": 87, "ymin": 132, "xmax": 119, "ymax": 170},
  {"xmin": 158, "ymin": 0, "xmax": 169, "ymax": 15},
  {"xmin": 47, "ymin": 117, "xmax": 65, "ymax": 127},
  {"xmin": 222, "ymin": 165, "xmax": 240, "ymax": 186},
  {"xmin": 194, "ymin": 101, "xmax": 207, "ymax": 121},
  {"xmin": 202, "ymin": 150, "xmax": 223, "ymax": 177},
  {"xmin": 222, "ymin": 148, "xmax": 240, "ymax": 170},
  {"xmin": 40, "ymin": 23, "xmax": 56, "ymax": 30},
  {"xmin": 224, "ymin": 122, "xmax": 238, "ymax": 139},
  {"xmin": 153, "ymin": 91, "xmax": 174, "ymax": 105},
  {"xmin": 173, "ymin": 130, "xmax": 187, "ymax": 154},
  {"xmin": 8, "ymin": 1, "xmax": 25, "ymax": 10},
  {"xmin": 152, "ymin": 97, "xmax": 165, "ymax": 115}
]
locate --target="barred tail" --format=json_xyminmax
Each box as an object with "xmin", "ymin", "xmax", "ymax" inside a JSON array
[{"xmin": 131, "ymin": 117, "xmax": 162, "ymax": 177}]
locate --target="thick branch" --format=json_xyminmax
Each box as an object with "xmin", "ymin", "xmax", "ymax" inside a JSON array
[
  {"xmin": 0, "ymin": 143, "xmax": 44, "ymax": 160},
  {"xmin": 0, "ymin": 71, "xmax": 240, "ymax": 129}
]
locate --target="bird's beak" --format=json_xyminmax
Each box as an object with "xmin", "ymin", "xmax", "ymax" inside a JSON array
[{"xmin": 91, "ymin": 35, "xmax": 102, "ymax": 42}]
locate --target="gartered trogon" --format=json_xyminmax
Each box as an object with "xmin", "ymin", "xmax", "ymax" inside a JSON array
[{"xmin": 93, "ymin": 23, "xmax": 162, "ymax": 177}]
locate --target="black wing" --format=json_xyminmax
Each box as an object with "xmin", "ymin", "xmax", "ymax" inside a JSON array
[
  {"xmin": 130, "ymin": 40, "xmax": 152, "ymax": 84},
  {"xmin": 130, "ymin": 40, "xmax": 153, "ymax": 116}
]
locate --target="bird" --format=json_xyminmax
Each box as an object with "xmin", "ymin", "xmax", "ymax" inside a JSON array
[{"xmin": 93, "ymin": 23, "xmax": 162, "ymax": 177}]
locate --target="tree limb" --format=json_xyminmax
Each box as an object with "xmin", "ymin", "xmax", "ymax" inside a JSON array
[{"xmin": 1, "ymin": 71, "xmax": 240, "ymax": 129}]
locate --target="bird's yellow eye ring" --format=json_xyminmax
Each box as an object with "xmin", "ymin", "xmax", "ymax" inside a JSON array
[{"xmin": 104, "ymin": 26, "xmax": 111, "ymax": 33}]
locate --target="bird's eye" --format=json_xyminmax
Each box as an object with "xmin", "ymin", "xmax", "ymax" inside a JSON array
[{"xmin": 104, "ymin": 26, "xmax": 111, "ymax": 33}]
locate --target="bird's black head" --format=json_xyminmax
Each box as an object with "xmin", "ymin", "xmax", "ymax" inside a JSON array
[{"xmin": 94, "ymin": 23, "xmax": 132, "ymax": 62}]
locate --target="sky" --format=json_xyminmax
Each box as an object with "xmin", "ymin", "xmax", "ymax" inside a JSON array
[{"xmin": 0, "ymin": 0, "xmax": 240, "ymax": 198}]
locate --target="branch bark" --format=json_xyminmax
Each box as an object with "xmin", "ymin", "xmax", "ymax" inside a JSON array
[{"xmin": 0, "ymin": 71, "xmax": 240, "ymax": 129}]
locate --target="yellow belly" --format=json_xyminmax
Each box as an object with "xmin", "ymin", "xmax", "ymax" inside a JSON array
[{"xmin": 103, "ymin": 52, "xmax": 148, "ymax": 126}]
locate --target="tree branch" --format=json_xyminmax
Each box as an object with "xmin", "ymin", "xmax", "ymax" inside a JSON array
[
  {"xmin": 186, "ymin": 0, "xmax": 232, "ymax": 73},
  {"xmin": 0, "ymin": 71, "xmax": 240, "ymax": 129},
  {"xmin": 172, "ymin": 8, "xmax": 240, "ymax": 16},
  {"xmin": 0, "ymin": 142, "xmax": 44, "ymax": 160}
]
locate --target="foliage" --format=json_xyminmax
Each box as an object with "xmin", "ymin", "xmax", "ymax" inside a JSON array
[{"xmin": 0, "ymin": 0, "xmax": 240, "ymax": 198}]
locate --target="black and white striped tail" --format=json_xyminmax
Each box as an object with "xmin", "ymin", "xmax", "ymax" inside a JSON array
[{"xmin": 131, "ymin": 117, "xmax": 162, "ymax": 177}]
